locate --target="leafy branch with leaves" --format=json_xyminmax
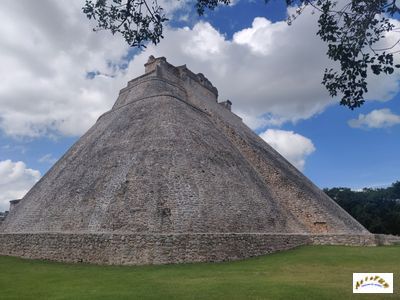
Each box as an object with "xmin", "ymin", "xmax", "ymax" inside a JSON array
[
  {"xmin": 83, "ymin": 0, "xmax": 168, "ymax": 48},
  {"xmin": 305, "ymin": 0, "xmax": 400, "ymax": 108}
]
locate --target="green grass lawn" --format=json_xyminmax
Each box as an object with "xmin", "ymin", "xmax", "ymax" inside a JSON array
[{"xmin": 0, "ymin": 245, "xmax": 399, "ymax": 300}]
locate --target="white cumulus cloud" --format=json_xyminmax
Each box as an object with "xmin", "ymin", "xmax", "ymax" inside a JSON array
[
  {"xmin": 348, "ymin": 108, "xmax": 400, "ymax": 129},
  {"xmin": 0, "ymin": 0, "xmax": 130, "ymax": 138},
  {"xmin": 259, "ymin": 129, "xmax": 315, "ymax": 171},
  {"xmin": 0, "ymin": 160, "xmax": 41, "ymax": 211}
]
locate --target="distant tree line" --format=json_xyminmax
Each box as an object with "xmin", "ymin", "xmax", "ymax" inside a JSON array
[{"xmin": 324, "ymin": 181, "xmax": 400, "ymax": 235}]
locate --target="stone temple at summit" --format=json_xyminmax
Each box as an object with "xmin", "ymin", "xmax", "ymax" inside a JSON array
[{"xmin": 1, "ymin": 56, "xmax": 396, "ymax": 265}]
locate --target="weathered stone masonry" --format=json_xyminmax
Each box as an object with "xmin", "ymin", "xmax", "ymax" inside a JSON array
[
  {"xmin": 0, "ymin": 233, "xmax": 397, "ymax": 265},
  {"xmin": 0, "ymin": 233, "xmax": 309, "ymax": 265},
  {"xmin": 1, "ymin": 56, "xmax": 398, "ymax": 265}
]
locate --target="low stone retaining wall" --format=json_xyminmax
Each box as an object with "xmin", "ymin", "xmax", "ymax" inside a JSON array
[
  {"xmin": 0, "ymin": 233, "xmax": 309, "ymax": 265},
  {"xmin": 310, "ymin": 234, "xmax": 400, "ymax": 246},
  {"xmin": 310, "ymin": 234, "xmax": 377, "ymax": 246},
  {"xmin": 374, "ymin": 234, "xmax": 400, "ymax": 245},
  {"xmin": 0, "ymin": 233, "xmax": 398, "ymax": 265}
]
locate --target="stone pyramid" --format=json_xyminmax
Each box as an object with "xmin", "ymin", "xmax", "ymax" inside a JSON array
[{"xmin": 0, "ymin": 56, "xmax": 373, "ymax": 265}]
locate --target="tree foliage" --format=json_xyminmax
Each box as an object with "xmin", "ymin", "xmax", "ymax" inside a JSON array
[
  {"xmin": 82, "ymin": 0, "xmax": 400, "ymax": 109},
  {"xmin": 303, "ymin": 0, "xmax": 400, "ymax": 109},
  {"xmin": 324, "ymin": 181, "xmax": 400, "ymax": 235},
  {"xmin": 82, "ymin": 0, "xmax": 168, "ymax": 47}
]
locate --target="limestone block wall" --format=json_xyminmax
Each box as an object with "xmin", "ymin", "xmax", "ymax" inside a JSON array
[
  {"xmin": 0, "ymin": 233, "xmax": 310, "ymax": 265},
  {"xmin": 310, "ymin": 234, "xmax": 378, "ymax": 246},
  {"xmin": 374, "ymin": 234, "xmax": 400, "ymax": 245},
  {"xmin": 1, "ymin": 233, "xmax": 398, "ymax": 265}
]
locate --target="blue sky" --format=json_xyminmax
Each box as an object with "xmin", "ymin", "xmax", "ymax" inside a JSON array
[{"xmin": 0, "ymin": 0, "xmax": 399, "ymax": 210}]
